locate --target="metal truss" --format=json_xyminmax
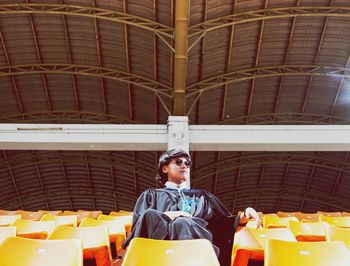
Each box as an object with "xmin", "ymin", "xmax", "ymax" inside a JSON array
[
  {"xmin": 192, "ymin": 152, "xmax": 350, "ymax": 182},
  {"xmin": 217, "ymin": 113, "xmax": 350, "ymax": 125},
  {"xmin": 0, "ymin": 64, "xmax": 172, "ymax": 97},
  {"xmin": 188, "ymin": 6, "xmax": 350, "ymax": 51},
  {"xmin": 186, "ymin": 65, "xmax": 350, "ymax": 114},
  {"xmin": 0, "ymin": 3, "xmax": 174, "ymax": 50},
  {"xmin": 0, "ymin": 111, "xmax": 139, "ymax": 124}
]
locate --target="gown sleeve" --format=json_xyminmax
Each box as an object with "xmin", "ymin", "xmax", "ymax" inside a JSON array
[
  {"xmin": 204, "ymin": 190, "xmax": 240, "ymax": 266},
  {"xmin": 121, "ymin": 189, "xmax": 155, "ymax": 248}
]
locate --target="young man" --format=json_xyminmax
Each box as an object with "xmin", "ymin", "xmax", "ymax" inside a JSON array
[{"xmin": 122, "ymin": 149, "xmax": 260, "ymax": 266}]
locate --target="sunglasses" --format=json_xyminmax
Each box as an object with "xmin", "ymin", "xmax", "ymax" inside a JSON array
[{"xmin": 173, "ymin": 158, "xmax": 191, "ymax": 168}]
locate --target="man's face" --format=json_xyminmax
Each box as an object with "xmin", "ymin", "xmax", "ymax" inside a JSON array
[{"xmin": 162, "ymin": 157, "xmax": 191, "ymax": 184}]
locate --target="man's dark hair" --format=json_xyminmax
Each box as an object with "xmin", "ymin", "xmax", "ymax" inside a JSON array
[{"xmin": 157, "ymin": 149, "xmax": 191, "ymax": 184}]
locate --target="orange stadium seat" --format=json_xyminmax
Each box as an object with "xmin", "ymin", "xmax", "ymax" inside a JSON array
[
  {"xmin": 265, "ymin": 239, "xmax": 350, "ymax": 266},
  {"xmin": 122, "ymin": 237, "xmax": 219, "ymax": 266},
  {"xmin": 48, "ymin": 225, "xmax": 112, "ymax": 266},
  {"xmin": 0, "ymin": 237, "xmax": 83, "ymax": 266}
]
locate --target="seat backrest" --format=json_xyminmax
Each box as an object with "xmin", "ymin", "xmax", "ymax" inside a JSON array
[
  {"xmin": 98, "ymin": 214, "xmax": 132, "ymax": 225},
  {"xmin": 48, "ymin": 225, "xmax": 111, "ymax": 258},
  {"xmin": 326, "ymin": 226, "xmax": 350, "ymax": 248},
  {"xmin": 16, "ymin": 210, "xmax": 44, "ymax": 221},
  {"xmin": 0, "ymin": 237, "xmax": 83, "ymax": 266},
  {"xmin": 39, "ymin": 210, "xmax": 63, "ymax": 216},
  {"xmin": 288, "ymin": 221, "xmax": 329, "ymax": 237},
  {"xmin": 79, "ymin": 218, "xmax": 126, "ymax": 236},
  {"xmin": 0, "ymin": 226, "xmax": 16, "ymax": 244},
  {"xmin": 13, "ymin": 219, "xmax": 55, "ymax": 238},
  {"xmin": 249, "ymin": 227, "xmax": 296, "ymax": 249},
  {"xmin": 0, "ymin": 210, "xmax": 17, "ymax": 215},
  {"xmin": 0, "ymin": 214, "xmax": 21, "ymax": 226},
  {"xmin": 277, "ymin": 211, "xmax": 298, "ymax": 218},
  {"xmin": 265, "ymin": 239, "xmax": 350, "ymax": 266},
  {"xmin": 63, "ymin": 211, "xmax": 92, "ymax": 223},
  {"xmin": 317, "ymin": 211, "xmax": 342, "ymax": 217},
  {"xmin": 41, "ymin": 214, "xmax": 78, "ymax": 227},
  {"xmin": 78, "ymin": 210, "xmax": 102, "ymax": 219},
  {"xmin": 319, "ymin": 215, "xmax": 350, "ymax": 227},
  {"xmin": 263, "ymin": 215, "xmax": 299, "ymax": 228},
  {"xmin": 122, "ymin": 238, "xmax": 220, "ymax": 266},
  {"xmin": 295, "ymin": 212, "xmax": 320, "ymax": 222}
]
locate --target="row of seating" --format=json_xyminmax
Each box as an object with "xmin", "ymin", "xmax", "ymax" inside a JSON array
[{"xmin": 0, "ymin": 210, "xmax": 133, "ymax": 266}]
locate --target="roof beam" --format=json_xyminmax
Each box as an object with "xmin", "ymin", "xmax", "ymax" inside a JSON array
[
  {"xmin": 0, "ymin": 64, "xmax": 172, "ymax": 99},
  {"xmin": 26, "ymin": 0, "xmax": 52, "ymax": 110},
  {"xmin": 188, "ymin": 6, "xmax": 350, "ymax": 50},
  {"xmin": 187, "ymin": 65, "xmax": 350, "ymax": 96},
  {"xmin": 60, "ymin": 152, "xmax": 74, "ymax": 210},
  {"xmin": 60, "ymin": 1, "xmax": 80, "ymax": 111},
  {"xmin": 0, "ymin": 3, "xmax": 173, "ymax": 49},
  {"xmin": 173, "ymin": 0, "xmax": 189, "ymax": 115},
  {"xmin": 218, "ymin": 112, "xmax": 350, "ymax": 125},
  {"xmin": 32, "ymin": 151, "xmax": 50, "ymax": 210},
  {"xmin": 0, "ymin": 26, "xmax": 23, "ymax": 113}
]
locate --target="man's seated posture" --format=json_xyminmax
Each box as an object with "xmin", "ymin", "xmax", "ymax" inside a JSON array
[{"xmin": 122, "ymin": 149, "xmax": 260, "ymax": 266}]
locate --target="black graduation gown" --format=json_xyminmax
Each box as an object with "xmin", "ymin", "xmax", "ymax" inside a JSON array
[{"xmin": 122, "ymin": 188, "xmax": 240, "ymax": 266}]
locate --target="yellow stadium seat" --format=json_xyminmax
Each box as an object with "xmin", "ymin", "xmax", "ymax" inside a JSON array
[
  {"xmin": 288, "ymin": 221, "xmax": 328, "ymax": 241},
  {"xmin": 122, "ymin": 237, "xmax": 219, "ymax": 266},
  {"xmin": 17, "ymin": 210, "xmax": 44, "ymax": 221},
  {"xmin": 343, "ymin": 212, "xmax": 350, "ymax": 217},
  {"xmin": 48, "ymin": 225, "xmax": 112, "ymax": 266},
  {"xmin": 277, "ymin": 211, "xmax": 298, "ymax": 218},
  {"xmin": 0, "ymin": 237, "xmax": 83, "ymax": 266},
  {"xmin": 79, "ymin": 218, "xmax": 126, "ymax": 255},
  {"xmin": 295, "ymin": 212, "xmax": 319, "ymax": 222},
  {"xmin": 326, "ymin": 226, "xmax": 350, "ymax": 249},
  {"xmin": 99, "ymin": 214, "xmax": 133, "ymax": 235},
  {"xmin": 263, "ymin": 215, "xmax": 298, "ymax": 228},
  {"xmin": 0, "ymin": 226, "xmax": 16, "ymax": 244},
  {"xmin": 39, "ymin": 210, "xmax": 63, "ymax": 216},
  {"xmin": 319, "ymin": 215, "xmax": 350, "ymax": 227},
  {"xmin": 13, "ymin": 219, "xmax": 55, "ymax": 239},
  {"xmin": 317, "ymin": 211, "xmax": 342, "ymax": 217},
  {"xmin": 0, "ymin": 214, "xmax": 21, "ymax": 226},
  {"xmin": 78, "ymin": 210, "xmax": 102, "ymax": 219},
  {"xmin": 265, "ymin": 239, "xmax": 350, "ymax": 266},
  {"xmin": 232, "ymin": 227, "xmax": 296, "ymax": 266},
  {"xmin": 0, "ymin": 210, "xmax": 17, "ymax": 215},
  {"xmin": 63, "ymin": 211, "xmax": 93, "ymax": 225},
  {"xmin": 41, "ymin": 214, "xmax": 78, "ymax": 227}
]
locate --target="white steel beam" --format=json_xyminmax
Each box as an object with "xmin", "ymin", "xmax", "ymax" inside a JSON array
[
  {"xmin": 190, "ymin": 125, "xmax": 350, "ymax": 151},
  {"xmin": 1, "ymin": 121, "xmax": 350, "ymax": 151}
]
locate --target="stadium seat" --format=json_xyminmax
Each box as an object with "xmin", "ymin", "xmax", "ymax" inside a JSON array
[
  {"xmin": 277, "ymin": 211, "xmax": 298, "ymax": 217},
  {"xmin": 63, "ymin": 211, "xmax": 93, "ymax": 225},
  {"xmin": 0, "ymin": 236, "xmax": 83, "ymax": 266},
  {"xmin": 41, "ymin": 214, "xmax": 78, "ymax": 227},
  {"xmin": 99, "ymin": 214, "xmax": 132, "ymax": 235},
  {"xmin": 326, "ymin": 226, "xmax": 350, "ymax": 249},
  {"xmin": 17, "ymin": 210, "xmax": 45, "ymax": 221},
  {"xmin": 0, "ymin": 214, "xmax": 21, "ymax": 226},
  {"xmin": 78, "ymin": 210, "xmax": 102, "ymax": 219},
  {"xmin": 263, "ymin": 215, "xmax": 298, "ymax": 228},
  {"xmin": 319, "ymin": 215, "xmax": 350, "ymax": 227},
  {"xmin": 232, "ymin": 227, "xmax": 296, "ymax": 266},
  {"xmin": 265, "ymin": 239, "xmax": 350, "ymax": 266},
  {"xmin": 295, "ymin": 212, "xmax": 319, "ymax": 222},
  {"xmin": 288, "ymin": 221, "xmax": 328, "ymax": 241},
  {"xmin": 122, "ymin": 237, "xmax": 220, "ymax": 266},
  {"xmin": 317, "ymin": 211, "xmax": 342, "ymax": 217},
  {"xmin": 48, "ymin": 225, "xmax": 112, "ymax": 266},
  {"xmin": 79, "ymin": 217, "xmax": 126, "ymax": 255},
  {"xmin": 0, "ymin": 226, "xmax": 16, "ymax": 244},
  {"xmin": 13, "ymin": 219, "xmax": 55, "ymax": 239}
]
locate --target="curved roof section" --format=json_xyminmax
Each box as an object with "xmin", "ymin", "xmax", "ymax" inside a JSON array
[{"xmin": 0, "ymin": 0, "xmax": 350, "ymax": 213}]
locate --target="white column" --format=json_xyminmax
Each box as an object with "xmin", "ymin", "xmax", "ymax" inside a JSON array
[{"xmin": 167, "ymin": 116, "xmax": 190, "ymax": 188}]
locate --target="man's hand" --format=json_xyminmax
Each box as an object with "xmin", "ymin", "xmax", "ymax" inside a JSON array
[
  {"xmin": 239, "ymin": 207, "xmax": 262, "ymax": 228},
  {"xmin": 164, "ymin": 211, "xmax": 192, "ymax": 220}
]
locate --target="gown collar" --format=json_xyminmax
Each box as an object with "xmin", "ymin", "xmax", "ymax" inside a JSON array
[{"xmin": 165, "ymin": 181, "xmax": 186, "ymax": 190}]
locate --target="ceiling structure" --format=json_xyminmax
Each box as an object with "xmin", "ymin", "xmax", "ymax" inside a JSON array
[{"xmin": 0, "ymin": 0, "xmax": 350, "ymax": 214}]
